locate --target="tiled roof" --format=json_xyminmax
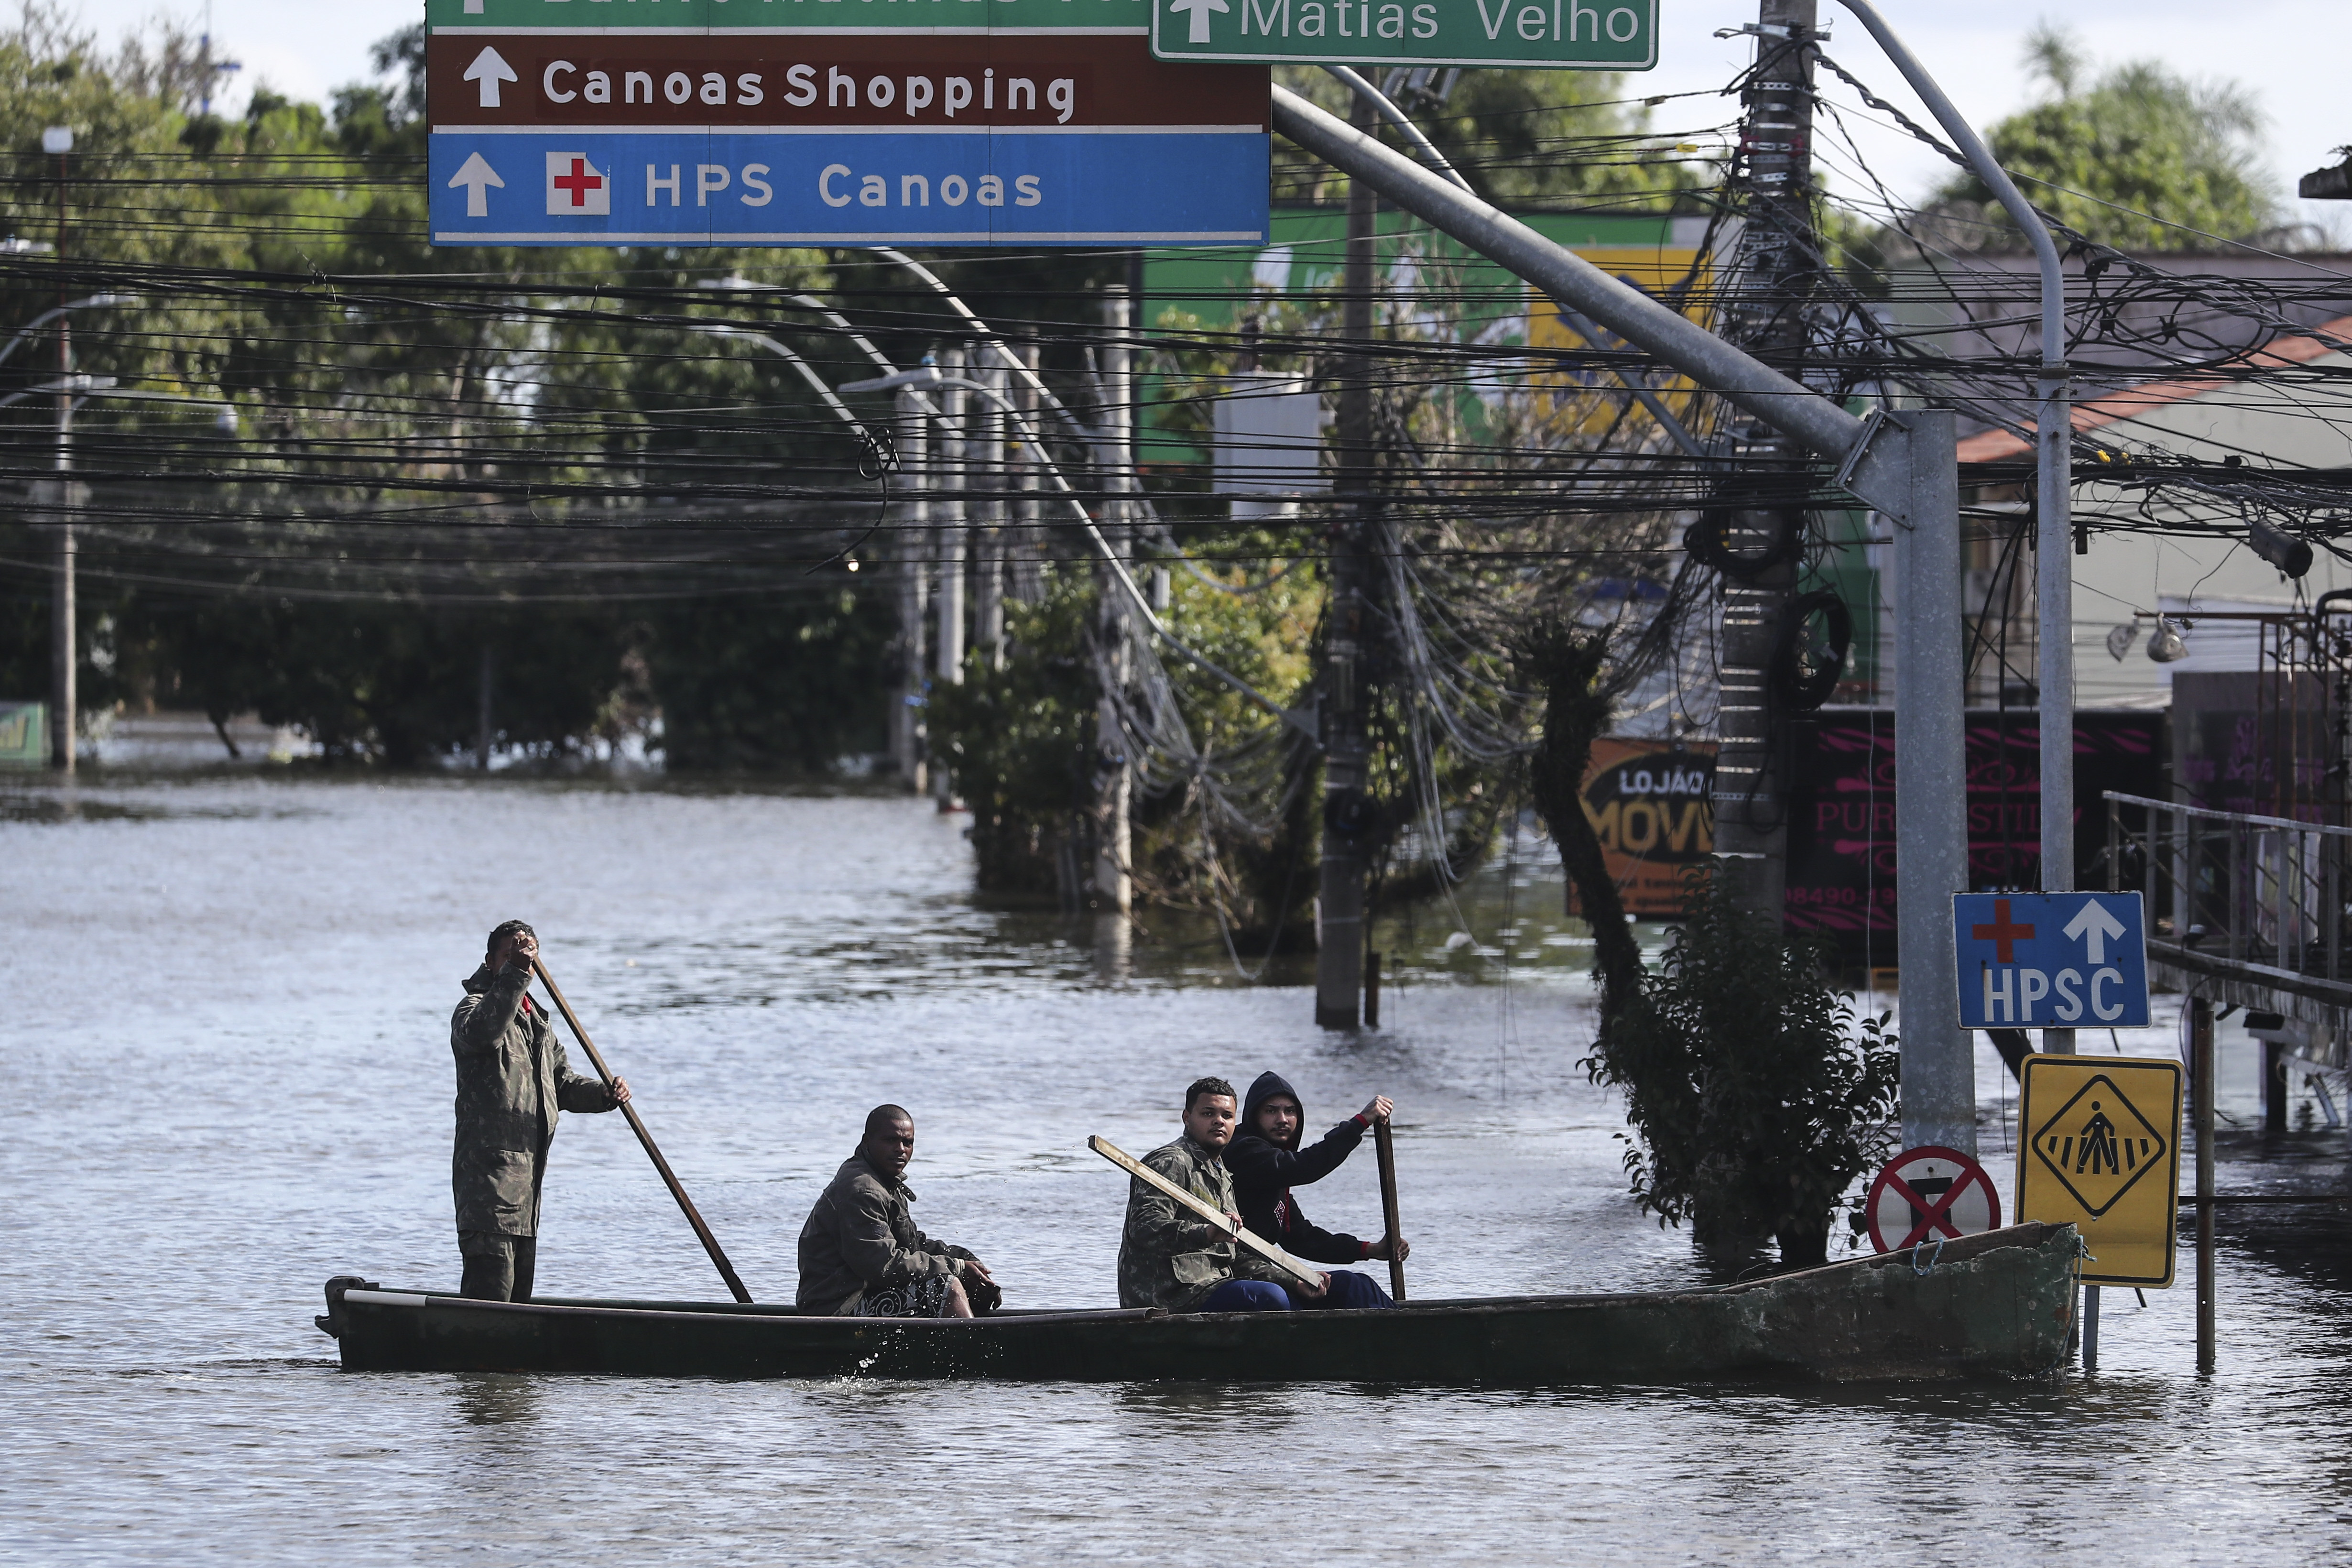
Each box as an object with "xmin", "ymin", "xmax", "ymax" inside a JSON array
[{"xmin": 1955, "ymin": 311, "xmax": 2352, "ymax": 462}]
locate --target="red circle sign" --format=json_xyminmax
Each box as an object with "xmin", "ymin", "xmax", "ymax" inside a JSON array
[{"xmin": 1864, "ymin": 1145, "xmax": 2002, "ymax": 1253}]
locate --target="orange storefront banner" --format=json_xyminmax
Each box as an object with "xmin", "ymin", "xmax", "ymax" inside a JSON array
[{"xmin": 1572, "ymin": 738, "xmax": 1717, "ymax": 918}]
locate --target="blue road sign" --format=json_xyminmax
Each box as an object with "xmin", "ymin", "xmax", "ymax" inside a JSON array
[
  {"xmin": 429, "ymin": 130, "xmax": 1269, "ymax": 247},
  {"xmin": 1952, "ymin": 891, "xmax": 2151, "ymax": 1030}
]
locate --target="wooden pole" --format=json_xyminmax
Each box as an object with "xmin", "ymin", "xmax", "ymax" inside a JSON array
[
  {"xmin": 2193, "ymin": 992, "xmax": 2216, "ymax": 1372},
  {"xmin": 1374, "ymin": 1118, "xmax": 1406, "ymax": 1302},
  {"xmin": 532, "ymin": 958, "xmax": 753, "ymax": 1304}
]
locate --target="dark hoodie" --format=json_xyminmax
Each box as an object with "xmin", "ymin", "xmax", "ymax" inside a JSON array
[{"xmin": 1224, "ymin": 1070, "xmax": 1372, "ymax": 1265}]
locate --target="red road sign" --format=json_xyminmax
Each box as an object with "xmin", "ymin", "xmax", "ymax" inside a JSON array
[{"xmin": 1864, "ymin": 1145, "xmax": 2001, "ymax": 1253}]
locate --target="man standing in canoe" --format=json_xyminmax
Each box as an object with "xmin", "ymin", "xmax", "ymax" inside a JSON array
[
  {"xmin": 797, "ymin": 1105, "xmax": 1000, "ymax": 1318},
  {"xmin": 1118, "ymin": 1076, "xmax": 1329, "ymax": 1312},
  {"xmin": 1224, "ymin": 1070, "xmax": 1404, "ymax": 1311},
  {"xmin": 451, "ymin": 920, "xmax": 630, "ymax": 1302}
]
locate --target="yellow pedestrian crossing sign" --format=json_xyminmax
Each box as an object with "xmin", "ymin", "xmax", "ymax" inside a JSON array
[{"xmin": 2015, "ymin": 1055, "xmax": 2183, "ymax": 1287}]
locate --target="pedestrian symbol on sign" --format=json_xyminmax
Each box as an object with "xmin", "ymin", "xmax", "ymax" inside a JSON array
[
  {"xmin": 2030, "ymin": 1073, "xmax": 2167, "ymax": 1218},
  {"xmin": 545, "ymin": 152, "xmax": 609, "ymax": 217}
]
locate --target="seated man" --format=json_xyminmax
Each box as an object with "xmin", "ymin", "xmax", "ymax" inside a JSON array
[
  {"xmin": 797, "ymin": 1104, "xmax": 998, "ymax": 1318},
  {"xmin": 1117, "ymin": 1076, "xmax": 1330, "ymax": 1313},
  {"xmin": 1224, "ymin": 1070, "xmax": 1406, "ymax": 1311}
]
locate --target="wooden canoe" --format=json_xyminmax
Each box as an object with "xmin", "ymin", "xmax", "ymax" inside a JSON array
[{"xmin": 316, "ymin": 1221, "xmax": 2080, "ymax": 1384}]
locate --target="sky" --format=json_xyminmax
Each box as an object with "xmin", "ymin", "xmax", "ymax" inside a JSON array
[{"xmin": 46, "ymin": 0, "xmax": 2352, "ymax": 235}]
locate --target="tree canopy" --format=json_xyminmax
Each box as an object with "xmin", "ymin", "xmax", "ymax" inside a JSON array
[{"xmin": 1927, "ymin": 25, "xmax": 2281, "ymax": 251}]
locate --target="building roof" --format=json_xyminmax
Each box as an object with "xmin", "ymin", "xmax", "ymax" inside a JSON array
[{"xmin": 1954, "ymin": 311, "xmax": 2352, "ymax": 462}]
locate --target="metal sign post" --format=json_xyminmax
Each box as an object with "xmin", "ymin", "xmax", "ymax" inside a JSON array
[{"xmin": 426, "ymin": 0, "xmax": 1269, "ymax": 246}]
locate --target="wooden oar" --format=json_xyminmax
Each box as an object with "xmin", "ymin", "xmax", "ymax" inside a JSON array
[
  {"xmin": 533, "ymin": 957, "xmax": 753, "ymax": 1304},
  {"xmin": 1088, "ymin": 1135, "xmax": 1323, "ymax": 1293},
  {"xmin": 1374, "ymin": 1118, "xmax": 1407, "ymax": 1302}
]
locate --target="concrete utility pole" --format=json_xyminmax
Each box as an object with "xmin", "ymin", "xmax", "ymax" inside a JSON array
[
  {"xmin": 893, "ymin": 382, "xmax": 930, "ymax": 792},
  {"xmin": 1710, "ymin": 0, "xmax": 1823, "ymax": 918},
  {"xmin": 934, "ymin": 346, "xmax": 967, "ymax": 807},
  {"xmin": 47, "ymin": 125, "xmax": 73, "ymax": 774},
  {"xmin": 1315, "ymin": 93, "xmax": 1380, "ymax": 1030},
  {"xmin": 1095, "ymin": 287, "xmax": 1134, "ymax": 915},
  {"xmin": 1012, "ymin": 342, "xmax": 1043, "ymax": 608},
  {"xmin": 974, "ymin": 359, "xmax": 1006, "ymax": 670}
]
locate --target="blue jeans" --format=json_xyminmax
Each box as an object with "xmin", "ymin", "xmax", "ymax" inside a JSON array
[
  {"xmin": 1301, "ymin": 1270, "xmax": 1395, "ymax": 1310},
  {"xmin": 1200, "ymin": 1279, "xmax": 1295, "ymax": 1312},
  {"xmin": 1198, "ymin": 1271, "xmax": 1398, "ymax": 1313}
]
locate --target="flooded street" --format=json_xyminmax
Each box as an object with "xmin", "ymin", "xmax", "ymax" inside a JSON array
[{"xmin": 3, "ymin": 775, "xmax": 2346, "ymax": 1564}]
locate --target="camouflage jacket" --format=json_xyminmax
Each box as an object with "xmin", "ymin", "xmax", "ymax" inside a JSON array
[
  {"xmin": 1117, "ymin": 1135, "xmax": 1277, "ymax": 1311},
  {"xmin": 795, "ymin": 1152, "xmax": 974, "ymax": 1313},
  {"xmin": 450, "ymin": 961, "xmax": 617, "ymax": 1236}
]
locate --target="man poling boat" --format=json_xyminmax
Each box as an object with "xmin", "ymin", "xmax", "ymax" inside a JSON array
[{"xmin": 447, "ymin": 921, "xmax": 633, "ymax": 1303}]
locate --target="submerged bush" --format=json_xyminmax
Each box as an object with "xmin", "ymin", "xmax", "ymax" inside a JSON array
[{"xmin": 1590, "ymin": 860, "xmax": 1900, "ymax": 1268}]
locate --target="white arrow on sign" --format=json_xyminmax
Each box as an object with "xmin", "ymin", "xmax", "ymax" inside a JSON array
[
  {"xmin": 2062, "ymin": 900, "xmax": 2129, "ymax": 964},
  {"xmin": 1168, "ymin": 0, "xmax": 1230, "ymax": 44},
  {"xmin": 446, "ymin": 152, "xmax": 504, "ymax": 218},
  {"xmin": 464, "ymin": 46, "xmax": 519, "ymax": 109}
]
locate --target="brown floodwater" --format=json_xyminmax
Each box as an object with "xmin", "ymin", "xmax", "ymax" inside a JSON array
[{"xmin": 2, "ymin": 773, "xmax": 2344, "ymax": 1564}]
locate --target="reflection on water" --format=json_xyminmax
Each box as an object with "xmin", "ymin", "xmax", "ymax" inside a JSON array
[
  {"xmin": 0, "ymin": 774, "xmax": 2344, "ymax": 1565},
  {"xmin": 453, "ymin": 1374, "xmax": 546, "ymax": 1429}
]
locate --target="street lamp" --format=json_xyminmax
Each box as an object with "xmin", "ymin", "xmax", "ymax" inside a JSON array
[{"xmin": 7, "ymin": 290, "xmax": 135, "ymax": 774}]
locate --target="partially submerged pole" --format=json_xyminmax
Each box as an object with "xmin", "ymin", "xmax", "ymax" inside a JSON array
[
  {"xmin": 893, "ymin": 382, "xmax": 930, "ymax": 793},
  {"xmin": 2194, "ymin": 993, "xmax": 2216, "ymax": 1372},
  {"xmin": 1892, "ymin": 409, "xmax": 1975, "ymax": 1154},
  {"xmin": 1315, "ymin": 93, "xmax": 1379, "ymax": 1030}
]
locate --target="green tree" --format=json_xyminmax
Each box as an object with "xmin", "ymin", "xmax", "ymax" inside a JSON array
[{"xmin": 1929, "ymin": 25, "xmax": 2279, "ymax": 250}]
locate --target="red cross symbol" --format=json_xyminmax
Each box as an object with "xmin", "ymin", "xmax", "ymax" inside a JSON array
[
  {"xmin": 553, "ymin": 157, "xmax": 603, "ymax": 208},
  {"xmin": 1971, "ymin": 897, "xmax": 2035, "ymax": 962}
]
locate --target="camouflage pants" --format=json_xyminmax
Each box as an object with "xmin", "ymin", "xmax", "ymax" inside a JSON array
[
  {"xmin": 849, "ymin": 1275, "xmax": 955, "ymax": 1318},
  {"xmin": 458, "ymin": 1230, "xmax": 538, "ymax": 1302}
]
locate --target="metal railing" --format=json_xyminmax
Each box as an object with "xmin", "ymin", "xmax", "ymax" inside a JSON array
[{"xmin": 2103, "ymin": 791, "xmax": 2352, "ymax": 985}]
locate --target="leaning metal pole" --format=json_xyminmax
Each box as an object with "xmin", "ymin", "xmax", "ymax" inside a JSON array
[
  {"xmin": 1269, "ymin": 84, "xmax": 1975, "ymax": 1143},
  {"xmin": 1839, "ymin": 0, "xmax": 2073, "ymax": 1056}
]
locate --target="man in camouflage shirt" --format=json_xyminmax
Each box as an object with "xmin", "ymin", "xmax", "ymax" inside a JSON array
[
  {"xmin": 450, "ymin": 920, "xmax": 629, "ymax": 1301},
  {"xmin": 1117, "ymin": 1076, "xmax": 1329, "ymax": 1312}
]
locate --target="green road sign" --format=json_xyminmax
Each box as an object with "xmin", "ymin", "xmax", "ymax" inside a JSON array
[
  {"xmin": 427, "ymin": 0, "xmax": 1154, "ymax": 32},
  {"xmin": 1149, "ymin": 0, "xmax": 1653, "ymax": 66}
]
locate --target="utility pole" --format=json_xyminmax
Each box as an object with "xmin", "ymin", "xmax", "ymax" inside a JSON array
[
  {"xmin": 1315, "ymin": 94, "xmax": 1380, "ymax": 1029},
  {"xmin": 1012, "ymin": 342, "xmax": 1042, "ymax": 609},
  {"xmin": 934, "ymin": 345, "xmax": 967, "ymax": 808},
  {"xmin": 974, "ymin": 359, "xmax": 1006, "ymax": 670},
  {"xmin": 476, "ymin": 644, "xmax": 493, "ymax": 770},
  {"xmin": 45, "ymin": 125, "xmax": 74, "ymax": 775},
  {"xmin": 1710, "ymin": 0, "xmax": 1823, "ymax": 918},
  {"xmin": 892, "ymin": 382, "xmax": 930, "ymax": 792},
  {"xmin": 1095, "ymin": 286, "xmax": 1134, "ymax": 915}
]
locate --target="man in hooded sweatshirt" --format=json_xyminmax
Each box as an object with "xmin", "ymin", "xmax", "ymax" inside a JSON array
[{"xmin": 1223, "ymin": 1069, "xmax": 1406, "ymax": 1310}]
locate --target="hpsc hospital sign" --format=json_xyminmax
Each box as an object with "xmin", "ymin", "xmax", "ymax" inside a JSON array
[
  {"xmin": 1152, "ymin": 0, "xmax": 1655, "ymax": 66},
  {"xmin": 1952, "ymin": 891, "xmax": 2152, "ymax": 1031}
]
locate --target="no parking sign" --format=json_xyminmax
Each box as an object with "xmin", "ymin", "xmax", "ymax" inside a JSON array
[{"xmin": 1864, "ymin": 1146, "xmax": 2002, "ymax": 1253}]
